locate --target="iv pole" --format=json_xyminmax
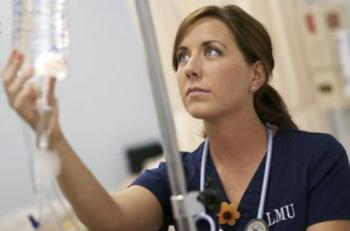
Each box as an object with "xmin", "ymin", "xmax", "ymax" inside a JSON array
[{"xmin": 134, "ymin": 1, "xmax": 197, "ymax": 230}]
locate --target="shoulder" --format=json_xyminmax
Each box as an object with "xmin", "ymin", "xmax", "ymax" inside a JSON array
[
  {"xmin": 273, "ymin": 128, "xmax": 349, "ymax": 181},
  {"xmin": 277, "ymin": 128, "xmax": 348, "ymax": 159},
  {"xmin": 280, "ymin": 128, "xmax": 340, "ymax": 145},
  {"xmin": 291, "ymin": 131, "xmax": 350, "ymax": 225},
  {"xmin": 280, "ymin": 128, "xmax": 350, "ymax": 186}
]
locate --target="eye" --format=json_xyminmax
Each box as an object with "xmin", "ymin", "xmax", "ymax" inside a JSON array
[
  {"xmin": 205, "ymin": 46, "xmax": 222, "ymax": 57},
  {"xmin": 177, "ymin": 52, "xmax": 190, "ymax": 64}
]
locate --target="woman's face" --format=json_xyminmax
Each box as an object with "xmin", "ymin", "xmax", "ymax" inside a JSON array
[{"xmin": 175, "ymin": 17, "xmax": 259, "ymax": 121}]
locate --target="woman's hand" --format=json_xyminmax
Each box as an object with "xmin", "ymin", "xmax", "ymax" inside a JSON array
[{"xmin": 1, "ymin": 50, "xmax": 63, "ymax": 144}]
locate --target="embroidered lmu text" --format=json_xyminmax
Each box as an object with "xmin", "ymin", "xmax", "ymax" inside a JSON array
[{"xmin": 265, "ymin": 203, "xmax": 295, "ymax": 226}]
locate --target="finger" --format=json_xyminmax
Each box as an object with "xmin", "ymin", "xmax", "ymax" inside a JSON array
[
  {"xmin": 12, "ymin": 83, "xmax": 37, "ymax": 110},
  {"xmin": 47, "ymin": 77, "xmax": 57, "ymax": 106},
  {"xmin": 0, "ymin": 50, "xmax": 16, "ymax": 76},
  {"xmin": 27, "ymin": 85, "xmax": 39, "ymax": 101},
  {"xmin": 1, "ymin": 50, "xmax": 25, "ymax": 87},
  {"xmin": 16, "ymin": 85, "xmax": 39, "ymax": 129},
  {"xmin": 7, "ymin": 67, "xmax": 34, "ymax": 100}
]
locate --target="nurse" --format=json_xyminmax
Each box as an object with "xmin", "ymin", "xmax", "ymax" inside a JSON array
[{"xmin": 1, "ymin": 4, "xmax": 350, "ymax": 231}]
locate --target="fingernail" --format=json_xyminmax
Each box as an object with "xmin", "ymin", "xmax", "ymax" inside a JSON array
[
  {"xmin": 14, "ymin": 51, "xmax": 23, "ymax": 60},
  {"xmin": 17, "ymin": 53, "xmax": 23, "ymax": 60}
]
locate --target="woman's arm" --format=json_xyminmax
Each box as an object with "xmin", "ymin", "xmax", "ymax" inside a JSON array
[
  {"xmin": 1, "ymin": 50, "xmax": 163, "ymax": 231},
  {"xmin": 307, "ymin": 220, "xmax": 350, "ymax": 231},
  {"xmin": 54, "ymin": 137, "xmax": 163, "ymax": 230}
]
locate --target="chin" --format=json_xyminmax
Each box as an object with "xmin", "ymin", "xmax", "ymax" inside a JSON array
[{"xmin": 186, "ymin": 105, "xmax": 217, "ymax": 120}]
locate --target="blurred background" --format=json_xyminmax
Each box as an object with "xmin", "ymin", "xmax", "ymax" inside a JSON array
[{"xmin": 0, "ymin": 0, "xmax": 349, "ymax": 229}]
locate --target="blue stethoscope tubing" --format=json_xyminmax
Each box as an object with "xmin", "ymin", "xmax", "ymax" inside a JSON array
[{"xmin": 195, "ymin": 124, "xmax": 274, "ymax": 230}]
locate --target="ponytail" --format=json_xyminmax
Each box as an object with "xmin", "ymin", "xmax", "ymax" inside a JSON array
[{"xmin": 254, "ymin": 84, "xmax": 298, "ymax": 129}]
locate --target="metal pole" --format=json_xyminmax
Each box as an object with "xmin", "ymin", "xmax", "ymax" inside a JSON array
[{"xmin": 133, "ymin": 1, "xmax": 197, "ymax": 230}]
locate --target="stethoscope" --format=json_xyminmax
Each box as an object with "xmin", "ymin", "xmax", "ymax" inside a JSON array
[{"xmin": 194, "ymin": 124, "xmax": 274, "ymax": 231}]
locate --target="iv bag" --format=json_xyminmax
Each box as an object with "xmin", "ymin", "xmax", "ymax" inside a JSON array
[
  {"xmin": 13, "ymin": 0, "xmax": 69, "ymax": 81},
  {"xmin": 12, "ymin": 2, "xmax": 76, "ymax": 230}
]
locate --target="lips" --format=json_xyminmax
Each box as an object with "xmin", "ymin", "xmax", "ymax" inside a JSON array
[{"xmin": 186, "ymin": 87, "xmax": 210, "ymax": 96}]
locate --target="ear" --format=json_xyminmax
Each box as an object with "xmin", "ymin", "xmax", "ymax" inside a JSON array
[{"xmin": 249, "ymin": 60, "xmax": 267, "ymax": 93}]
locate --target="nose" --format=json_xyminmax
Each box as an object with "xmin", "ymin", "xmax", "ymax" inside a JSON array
[{"xmin": 184, "ymin": 55, "xmax": 202, "ymax": 80}]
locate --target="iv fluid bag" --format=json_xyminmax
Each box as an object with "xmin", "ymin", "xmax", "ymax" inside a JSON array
[{"xmin": 13, "ymin": 0, "xmax": 69, "ymax": 80}]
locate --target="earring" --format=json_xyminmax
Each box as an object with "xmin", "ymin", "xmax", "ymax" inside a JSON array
[{"xmin": 251, "ymin": 86, "xmax": 256, "ymax": 92}]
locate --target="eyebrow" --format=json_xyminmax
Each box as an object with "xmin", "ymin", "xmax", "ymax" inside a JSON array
[{"xmin": 176, "ymin": 40, "xmax": 228, "ymax": 53}]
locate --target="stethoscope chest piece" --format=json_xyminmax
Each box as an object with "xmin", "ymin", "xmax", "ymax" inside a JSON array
[{"xmin": 244, "ymin": 219, "xmax": 269, "ymax": 231}]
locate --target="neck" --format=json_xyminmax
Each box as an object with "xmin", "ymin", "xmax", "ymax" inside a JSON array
[{"xmin": 204, "ymin": 110, "xmax": 268, "ymax": 166}]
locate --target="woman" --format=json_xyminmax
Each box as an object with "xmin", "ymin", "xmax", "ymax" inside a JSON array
[{"xmin": 2, "ymin": 4, "xmax": 350, "ymax": 231}]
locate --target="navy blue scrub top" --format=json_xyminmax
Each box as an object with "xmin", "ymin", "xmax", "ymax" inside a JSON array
[{"xmin": 131, "ymin": 129, "xmax": 350, "ymax": 230}]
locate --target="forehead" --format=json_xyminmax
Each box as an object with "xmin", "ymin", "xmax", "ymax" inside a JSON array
[{"xmin": 179, "ymin": 17, "xmax": 235, "ymax": 47}]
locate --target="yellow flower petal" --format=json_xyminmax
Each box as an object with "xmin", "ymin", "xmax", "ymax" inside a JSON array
[
  {"xmin": 222, "ymin": 202, "xmax": 230, "ymax": 209},
  {"xmin": 217, "ymin": 201, "xmax": 240, "ymax": 226},
  {"xmin": 234, "ymin": 211, "xmax": 241, "ymax": 219},
  {"xmin": 219, "ymin": 216, "xmax": 227, "ymax": 225},
  {"xmin": 228, "ymin": 219, "xmax": 236, "ymax": 226},
  {"xmin": 227, "ymin": 202, "xmax": 237, "ymax": 210}
]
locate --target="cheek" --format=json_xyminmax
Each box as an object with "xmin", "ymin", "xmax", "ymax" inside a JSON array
[
  {"xmin": 210, "ymin": 61, "xmax": 239, "ymax": 84},
  {"xmin": 211, "ymin": 61, "xmax": 251, "ymax": 99},
  {"xmin": 175, "ymin": 72, "xmax": 186, "ymax": 98}
]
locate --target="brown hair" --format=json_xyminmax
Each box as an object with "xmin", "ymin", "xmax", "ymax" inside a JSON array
[{"xmin": 172, "ymin": 5, "xmax": 297, "ymax": 129}]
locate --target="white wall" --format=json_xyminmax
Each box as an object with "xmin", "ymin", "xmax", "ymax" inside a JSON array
[{"xmin": 0, "ymin": 0, "xmax": 160, "ymax": 216}]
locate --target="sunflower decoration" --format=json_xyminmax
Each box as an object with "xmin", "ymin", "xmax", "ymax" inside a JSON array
[{"xmin": 217, "ymin": 202, "xmax": 241, "ymax": 226}]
